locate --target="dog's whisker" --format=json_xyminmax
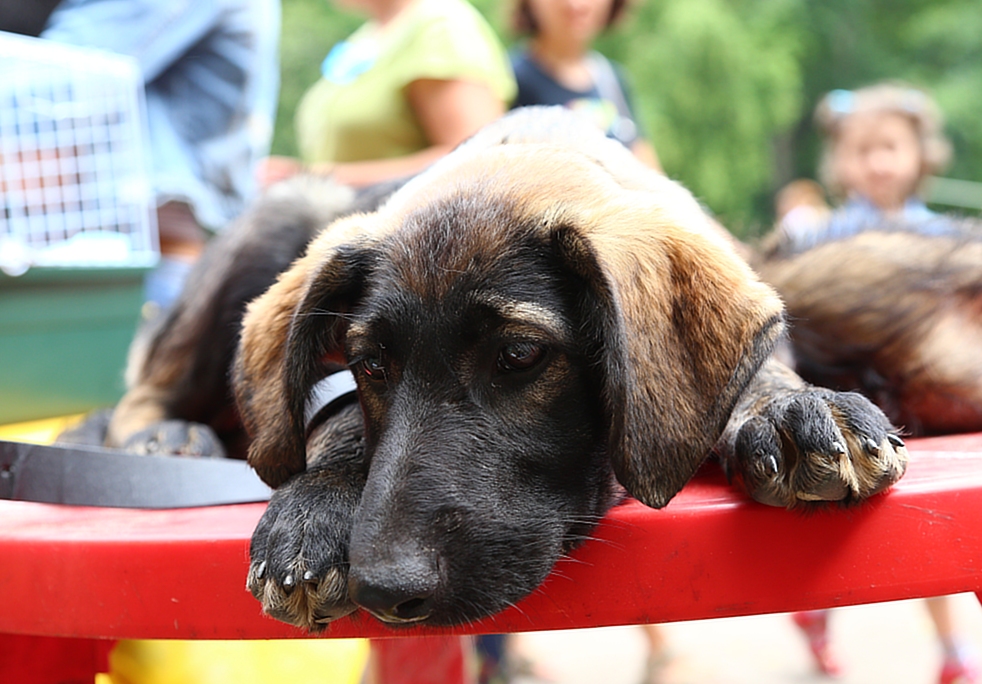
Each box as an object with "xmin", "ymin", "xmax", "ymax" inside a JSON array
[
  {"xmin": 295, "ymin": 308, "xmax": 356, "ymax": 320},
  {"xmin": 544, "ymin": 569, "xmax": 574, "ymax": 583},
  {"xmin": 554, "ymin": 555, "xmax": 592, "ymax": 568},
  {"xmin": 576, "ymin": 536, "xmax": 626, "ymax": 551}
]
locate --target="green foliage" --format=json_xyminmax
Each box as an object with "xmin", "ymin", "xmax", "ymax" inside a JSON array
[
  {"xmin": 598, "ymin": 0, "xmax": 804, "ymax": 233},
  {"xmin": 897, "ymin": 0, "xmax": 982, "ymax": 185},
  {"xmin": 274, "ymin": 0, "xmax": 982, "ymax": 235}
]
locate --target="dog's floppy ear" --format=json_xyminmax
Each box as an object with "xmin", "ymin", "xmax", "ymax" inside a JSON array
[
  {"xmin": 233, "ymin": 216, "xmax": 377, "ymax": 487},
  {"xmin": 551, "ymin": 214, "xmax": 785, "ymax": 508}
]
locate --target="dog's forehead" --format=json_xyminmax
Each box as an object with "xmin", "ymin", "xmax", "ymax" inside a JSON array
[
  {"xmin": 348, "ymin": 140, "xmax": 734, "ymax": 328},
  {"xmin": 368, "ymin": 193, "xmax": 538, "ymax": 304},
  {"xmin": 367, "ymin": 147, "xmax": 600, "ymax": 283},
  {"xmin": 383, "ymin": 144, "xmax": 616, "ymax": 223},
  {"xmin": 348, "ymin": 188, "xmax": 574, "ymax": 342}
]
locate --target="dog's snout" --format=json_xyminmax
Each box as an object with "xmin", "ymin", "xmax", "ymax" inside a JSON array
[{"xmin": 348, "ymin": 558, "xmax": 440, "ymax": 624}]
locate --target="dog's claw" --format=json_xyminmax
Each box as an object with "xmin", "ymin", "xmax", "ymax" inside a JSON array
[
  {"xmin": 249, "ymin": 459, "xmax": 364, "ymax": 630},
  {"xmin": 888, "ymin": 434, "xmax": 905, "ymax": 448},
  {"xmin": 831, "ymin": 441, "xmax": 846, "ymax": 455},
  {"xmin": 764, "ymin": 454, "xmax": 779, "ymax": 475},
  {"xmin": 864, "ymin": 437, "xmax": 880, "ymax": 454},
  {"xmin": 752, "ymin": 449, "xmax": 780, "ymax": 476}
]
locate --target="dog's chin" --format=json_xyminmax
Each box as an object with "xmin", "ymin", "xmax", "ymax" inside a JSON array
[
  {"xmin": 369, "ymin": 593, "xmax": 532, "ymax": 628},
  {"xmin": 366, "ymin": 609, "xmax": 433, "ymax": 626},
  {"xmin": 358, "ymin": 547, "xmax": 564, "ymax": 628},
  {"xmin": 437, "ymin": 558, "xmax": 565, "ymax": 627}
]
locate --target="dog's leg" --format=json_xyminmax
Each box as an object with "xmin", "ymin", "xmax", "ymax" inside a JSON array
[
  {"xmin": 246, "ymin": 403, "xmax": 366, "ymax": 630},
  {"xmin": 718, "ymin": 357, "xmax": 908, "ymax": 507}
]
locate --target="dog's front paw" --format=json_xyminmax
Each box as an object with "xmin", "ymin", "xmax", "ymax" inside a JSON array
[
  {"xmin": 120, "ymin": 420, "xmax": 225, "ymax": 458},
  {"xmin": 248, "ymin": 466, "xmax": 362, "ymax": 631},
  {"xmin": 731, "ymin": 389, "xmax": 908, "ymax": 507}
]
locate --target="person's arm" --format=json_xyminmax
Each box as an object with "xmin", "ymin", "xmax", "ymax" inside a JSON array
[
  {"xmin": 319, "ymin": 78, "xmax": 505, "ymax": 187},
  {"xmin": 258, "ymin": 78, "xmax": 505, "ymax": 190},
  {"xmin": 256, "ymin": 155, "xmax": 305, "ymax": 188}
]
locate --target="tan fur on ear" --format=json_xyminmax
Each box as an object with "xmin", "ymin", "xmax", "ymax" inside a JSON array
[
  {"xmin": 582, "ymin": 217, "xmax": 785, "ymax": 507},
  {"xmin": 234, "ymin": 214, "xmax": 380, "ymax": 487},
  {"xmin": 543, "ymin": 194, "xmax": 785, "ymax": 507}
]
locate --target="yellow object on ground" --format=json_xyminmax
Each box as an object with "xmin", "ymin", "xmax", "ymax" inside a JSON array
[
  {"xmin": 95, "ymin": 639, "xmax": 369, "ymax": 684},
  {"xmin": 0, "ymin": 414, "xmax": 85, "ymax": 444},
  {"xmin": 2, "ymin": 417, "xmax": 370, "ymax": 684}
]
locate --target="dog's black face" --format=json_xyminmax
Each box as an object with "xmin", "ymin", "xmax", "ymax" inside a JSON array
[{"xmin": 299, "ymin": 199, "xmax": 619, "ymax": 625}]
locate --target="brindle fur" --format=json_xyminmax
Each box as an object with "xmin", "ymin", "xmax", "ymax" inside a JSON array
[
  {"xmin": 94, "ymin": 108, "xmax": 907, "ymax": 631},
  {"xmin": 756, "ymin": 224, "xmax": 982, "ymax": 435}
]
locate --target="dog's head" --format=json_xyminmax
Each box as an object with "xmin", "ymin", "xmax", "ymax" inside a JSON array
[{"xmin": 234, "ymin": 110, "xmax": 784, "ymax": 626}]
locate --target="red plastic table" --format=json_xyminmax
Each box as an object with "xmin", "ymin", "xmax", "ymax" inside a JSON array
[{"xmin": 2, "ymin": 433, "xmax": 981, "ymax": 682}]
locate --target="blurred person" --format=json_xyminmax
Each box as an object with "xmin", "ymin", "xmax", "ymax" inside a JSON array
[
  {"xmin": 638, "ymin": 621, "xmax": 672, "ymax": 684},
  {"xmin": 488, "ymin": 3, "xmax": 670, "ymax": 681},
  {"xmin": 0, "ymin": 0, "xmax": 61, "ymax": 36},
  {"xmin": 507, "ymin": 3, "xmax": 674, "ymax": 680},
  {"xmin": 508, "ymin": 0, "xmax": 661, "ymax": 171},
  {"xmin": 32, "ymin": 0, "xmax": 282, "ymax": 311},
  {"xmin": 257, "ymin": 0, "xmax": 515, "ymax": 190},
  {"xmin": 777, "ymin": 83, "xmax": 957, "ymax": 252},
  {"xmin": 783, "ymin": 82, "xmax": 978, "ymax": 684}
]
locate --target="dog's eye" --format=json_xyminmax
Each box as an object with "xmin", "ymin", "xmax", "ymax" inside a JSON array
[
  {"xmin": 497, "ymin": 342, "xmax": 546, "ymax": 373},
  {"xmin": 360, "ymin": 356, "xmax": 386, "ymax": 380}
]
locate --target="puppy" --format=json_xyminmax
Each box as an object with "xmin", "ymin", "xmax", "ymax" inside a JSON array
[
  {"xmin": 107, "ymin": 108, "xmax": 907, "ymax": 631},
  {"xmin": 233, "ymin": 109, "xmax": 906, "ymax": 628}
]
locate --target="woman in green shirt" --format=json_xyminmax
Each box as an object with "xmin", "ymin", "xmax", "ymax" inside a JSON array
[{"xmin": 259, "ymin": 0, "xmax": 516, "ymax": 188}]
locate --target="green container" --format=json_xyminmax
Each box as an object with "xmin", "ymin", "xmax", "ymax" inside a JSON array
[{"xmin": 0, "ymin": 267, "xmax": 147, "ymax": 424}]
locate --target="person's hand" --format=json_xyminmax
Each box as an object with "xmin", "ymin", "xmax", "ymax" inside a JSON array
[{"xmin": 256, "ymin": 155, "xmax": 304, "ymax": 189}]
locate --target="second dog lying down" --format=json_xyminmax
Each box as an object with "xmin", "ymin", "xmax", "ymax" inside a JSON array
[{"xmin": 102, "ymin": 108, "xmax": 908, "ymax": 630}]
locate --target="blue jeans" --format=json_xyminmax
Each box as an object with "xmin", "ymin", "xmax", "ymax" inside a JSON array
[{"xmin": 42, "ymin": 0, "xmax": 281, "ymax": 233}]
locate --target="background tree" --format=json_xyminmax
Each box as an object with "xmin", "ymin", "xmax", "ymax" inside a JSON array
[{"xmin": 273, "ymin": 0, "xmax": 982, "ymax": 237}]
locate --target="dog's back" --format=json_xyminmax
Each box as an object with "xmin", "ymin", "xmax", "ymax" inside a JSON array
[{"xmin": 758, "ymin": 221, "xmax": 982, "ymax": 434}]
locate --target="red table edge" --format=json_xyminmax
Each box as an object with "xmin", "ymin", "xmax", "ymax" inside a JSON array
[{"xmin": 0, "ymin": 435, "xmax": 980, "ymax": 641}]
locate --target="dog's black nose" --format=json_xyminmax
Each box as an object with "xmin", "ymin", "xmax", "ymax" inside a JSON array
[{"xmin": 348, "ymin": 561, "xmax": 439, "ymax": 624}]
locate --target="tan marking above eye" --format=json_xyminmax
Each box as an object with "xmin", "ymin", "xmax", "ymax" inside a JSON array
[{"xmin": 471, "ymin": 293, "xmax": 569, "ymax": 340}]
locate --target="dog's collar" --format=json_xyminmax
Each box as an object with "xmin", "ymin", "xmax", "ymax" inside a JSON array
[{"xmin": 304, "ymin": 370, "xmax": 359, "ymax": 435}]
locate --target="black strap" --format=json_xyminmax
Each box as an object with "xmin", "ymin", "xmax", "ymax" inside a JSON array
[
  {"xmin": 0, "ymin": 440, "xmax": 271, "ymax": 509},
  {"xmin": 0, "ymin": 371, "xmax": 359, "ymax": 509},
  {"xmin": 585, "ymin": 52, "xmax": 638, "ymax": 145}
]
